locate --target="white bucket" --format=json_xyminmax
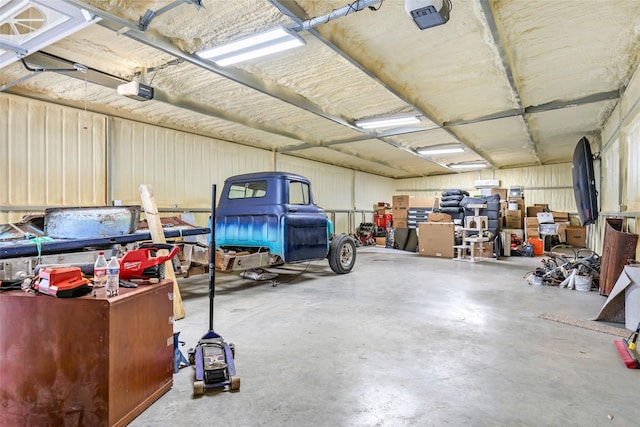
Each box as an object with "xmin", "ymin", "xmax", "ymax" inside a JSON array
[{"xmin": 574, "ymin": 275, "xmax": 591, "ymax": 292}]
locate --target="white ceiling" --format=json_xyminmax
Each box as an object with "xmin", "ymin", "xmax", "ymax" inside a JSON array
[{"xmin": 1, "ymin": 0, "xmax": 639, "ymax": 178}]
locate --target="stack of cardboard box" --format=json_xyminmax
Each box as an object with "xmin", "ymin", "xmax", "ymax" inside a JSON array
[
  {"xmin": 505, "ymin": 188, "xmax": 524, "ymax": 229},
  {"xmin": 392, "ymin": 195, "xmax": 439, "ymax": 229},
  {"xmin": 525, "ymin": 216, "xmax": 539, "ymax": 240}
]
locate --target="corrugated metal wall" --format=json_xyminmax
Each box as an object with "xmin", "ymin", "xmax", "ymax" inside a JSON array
[
  {"xmin": 0, "ymin": 93, "xmax": 106, "ymax": 223},
  {"xmin": 1, "ymin": 93, "xmax": 396, "ymax": 234},
  {"xmin": 354, "ymin": 171, "xmax": 396, "ymax": 210},
  {"xmin": 111, "ymin": 118, "xmax": 273, "ymax": 226},
  {"xmin": 601, "ymin": 137, "xmax": 620, "ymax": 213},
  {"xmin": 624, "ymin": 120, "xmax": 640, "ymax": 213},
  {"xmin": 589, "ymin": 56, "xmax": 640, "ymax": 256}
]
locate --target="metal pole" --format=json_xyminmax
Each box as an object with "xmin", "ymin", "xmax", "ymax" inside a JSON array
[{"xmin": 208, "ymin": 184, "xmax": 216, "ymax": 332}]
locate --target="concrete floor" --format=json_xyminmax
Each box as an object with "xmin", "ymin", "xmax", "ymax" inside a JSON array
[{"xmin": 130, "ymin": 247, "xmax": 639, "ymax": 427}]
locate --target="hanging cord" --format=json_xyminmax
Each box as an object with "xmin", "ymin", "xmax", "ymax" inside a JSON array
[
  {"xmin": 83, "ymin": 69, "xmax": 88, "ymax": 129},
  {"xmin": 368, "ymin": 0, "xmax": 383, "ymax": 11}
]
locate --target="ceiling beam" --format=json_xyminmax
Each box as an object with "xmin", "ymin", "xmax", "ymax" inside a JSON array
[
  {"xmin": 444, "ymin": 89, "xmax": 620, "ymax": 127},
  {"xmin": 267, "ymin": 0, "xmax": 494, "ymax": 170},
  {"xmin": 60, "ymin": 0, "xmax": 362, "ymax": 133},
  {"xmin": 479, "ymin": 0, "xmax": 541, "ymax": 165},
  {"xmin": 57, "ymin": 0, "xmax": 442, "ymax": 176},
  {"xmin": 18, "ymin": 52, "xmax": 311, "ymax": 143}
]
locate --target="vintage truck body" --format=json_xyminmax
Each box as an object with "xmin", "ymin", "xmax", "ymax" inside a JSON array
[{"xmin": 214, "ymin": 171, "xmax": 356, "ymax": 274}]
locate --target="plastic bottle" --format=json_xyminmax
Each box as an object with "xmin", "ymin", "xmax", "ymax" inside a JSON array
[
  {"xmin": 93, "ymin": 251, "xmax": 107, "ymax": 288},
  {"xmin": 106, "ymin": 256, "xmax": 120, "ymax": 297}
]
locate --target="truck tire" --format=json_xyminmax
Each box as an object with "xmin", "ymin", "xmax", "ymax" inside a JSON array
[{"xmin": 328, "ymin": 234, "xmax": 356, "ymax": 274}]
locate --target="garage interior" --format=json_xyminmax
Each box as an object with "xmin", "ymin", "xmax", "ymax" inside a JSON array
[{"xmin": 2, "ymin": 0, "xmax": 640, "ymax": 425}]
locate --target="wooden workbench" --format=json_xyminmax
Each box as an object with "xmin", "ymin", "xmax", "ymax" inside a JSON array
[{"xmin": 0, "ymin": 280, "xmax": 174, "ymax": 427}]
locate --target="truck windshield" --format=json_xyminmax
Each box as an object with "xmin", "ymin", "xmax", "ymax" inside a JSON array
[{"xmin": 228, "ymin": 181, "xmax": 267, "ymax": 199}]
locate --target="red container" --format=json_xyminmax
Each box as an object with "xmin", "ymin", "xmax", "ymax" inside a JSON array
[
  {"xmin": 374, "ymin": 213, "xmax": 393, "ymax": 228},
  {"xmin": 528, "ymin": 238, "xmax": 543, "ymax": 256}
]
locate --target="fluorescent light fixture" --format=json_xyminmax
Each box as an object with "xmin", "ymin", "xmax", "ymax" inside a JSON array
[
  {"xmin": 355, "ymin": 114, "xmax": 421, "ymax": 129},
  {"xmin": 448, "ymin": 161, "xmax": 488, "ymax": 169},
  {"xmin": 418, "ymin": 144, "xmax": 464, "ymax": 155},
  {"xmin": 196, "ymin": 26, "xmax": 305, "ymax": 66}
]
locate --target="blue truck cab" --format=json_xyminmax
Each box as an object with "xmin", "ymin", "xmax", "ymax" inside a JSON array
[{"xmin": 215, "ymin": 171, "xmax": 356, "ymax": 274}]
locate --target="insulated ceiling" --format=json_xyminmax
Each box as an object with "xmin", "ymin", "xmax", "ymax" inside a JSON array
[{"xmin": 1, "ymin": 0, "xmax": 639, "ymax": 178}]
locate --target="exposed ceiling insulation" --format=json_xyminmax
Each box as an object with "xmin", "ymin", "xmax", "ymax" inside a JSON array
[{"xmin": 1, "ymin": 0, "xmax": 640, "ymax": 178}]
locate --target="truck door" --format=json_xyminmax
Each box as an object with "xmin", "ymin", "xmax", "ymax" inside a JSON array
[{"xmin": 283, "ymin": 180, "xmax": 329, "ymax": 262}]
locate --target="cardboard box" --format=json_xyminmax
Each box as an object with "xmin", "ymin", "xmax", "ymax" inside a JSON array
[
  {"xmin": 479, "ymin": 242, "xmax": 494, "ymax": 258},
  {"xmin": 535, "ymin": 203, "xmax": 549, "ymax": 209},
  {"xmin": 552, "ymin": 211, "xmax": 570, "ymax": 222},
  {"xmin": 427, "ymin": 212, "xmax": 452, "ymax": 223},
  {"xmin": 566, "ymin": 226, "xmax": 587, "ymax": 247},
  {"xmin": 392, "ymin": 206, "xmax": 408, "ymax": 219},
  {"xmin": 526, "ymin": 206, "xmax": 544, "ymax": 217},
  {"xmin": 418, "ymin": 222, "xmax": 455, "ymax": 258},
  {"xmin": 392, "ymin": 195, "xmax": 438, "ymax": 209},
  {"xmin": 491, "ymin": 188, "xmax": 508, "ymax": 201},
  {"xmin": 525, "ymin": 217, "xmax": 539, "ymax": 227},
  {"xmin": 505, "ymin": 210, "xmax": 523, "ymax": 229},
  {"xmin": 507, "ymin": 197, "xmax": 525, "ymax": 212},
  {"xmin": 526, "ymin": 228, "xmax": 540, "ymax": 239},
  {"xmin": 375, "ymin": 207, "xmax": 393, "ymax": 215},
  {"xmin": 410, "ymin": 197, "xmax": 438, "ymax": 209},
  {"xmin": 375, "ymin": 237, "xmax": 386, "ymax": 246},
  {"xmin": 393, "ymin": 219, "xmax": 408, "ymax": 229},
  {"xmin": 393, "ymin": 195, "xmax": 410, "ymax": 208}
]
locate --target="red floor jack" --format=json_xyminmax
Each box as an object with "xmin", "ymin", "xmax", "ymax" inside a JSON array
[
  {"xmin": 188, "ymin": 184, "xmax": 240, "ymax": 395},
  {"xmin": 614, "ymin": 322, "xmax": 640, "ymax": 369}
]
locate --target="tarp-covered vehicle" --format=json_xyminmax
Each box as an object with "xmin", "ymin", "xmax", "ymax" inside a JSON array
[{"xmin": 214, "ymin": 171, "xmax": 356, "ymax": 274}]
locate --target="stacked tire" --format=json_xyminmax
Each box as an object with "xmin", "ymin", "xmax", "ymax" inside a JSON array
[{"xmin": 439, "ymin": 189, "xmax": 469, "ymax": 221}]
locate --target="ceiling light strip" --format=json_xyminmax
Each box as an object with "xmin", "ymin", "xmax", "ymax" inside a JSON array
[
  {"xmin": 355, "ymin": 114, "xmax": 420, "ymax": 129},
  {"xmin": 418, "ymin": 145, "xmax": 464, "ymax": 155},
  {"xmin": 448, "ymin": 161, "xmax": 488, "ymax": 169},
  {"xmin": 196, "ymin": 26, "xmax": 305, "ymax": 66}
]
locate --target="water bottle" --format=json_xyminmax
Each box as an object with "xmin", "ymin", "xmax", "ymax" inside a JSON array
[
  {"xmin": 93, "ymin": 251, "xmax": 107, "ymax": 288},
  {"xmin": 106, "ymin": 256, "xmax": 120, "ymax": 297}
]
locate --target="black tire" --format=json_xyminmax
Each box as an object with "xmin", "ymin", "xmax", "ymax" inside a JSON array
[{"xmin": 328, "ymin": 234, "xmax": 356, "ymax": 274}]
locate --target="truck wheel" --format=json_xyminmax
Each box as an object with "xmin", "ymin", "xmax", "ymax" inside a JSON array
[{"xmin": 328, "ymin": 234, "xmax": 356, "ymax": 274}]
